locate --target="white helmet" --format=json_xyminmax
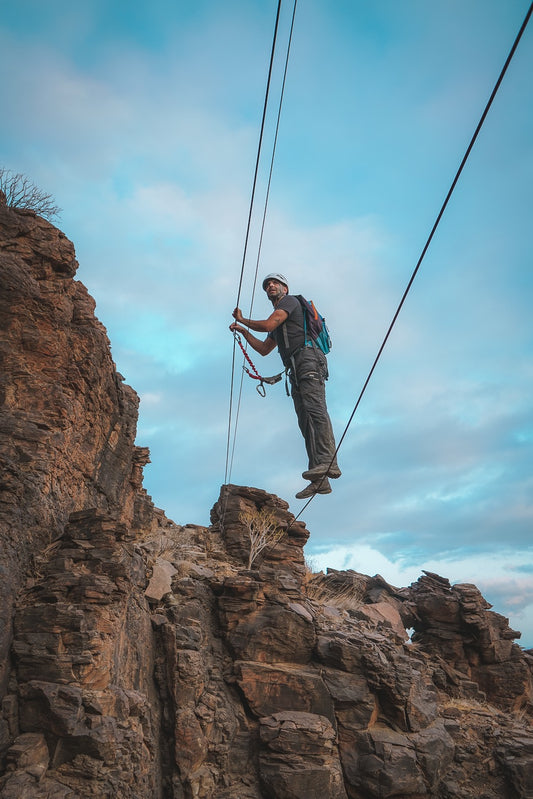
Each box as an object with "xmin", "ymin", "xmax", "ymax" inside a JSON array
[{"xmin": 262, "ymin": 273, "xmax": 289, "ymax": 292}]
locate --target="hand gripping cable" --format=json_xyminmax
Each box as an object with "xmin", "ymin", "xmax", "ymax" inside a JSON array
[{"xmin": 233, "ymin": 331, "xmax": 283, "ymax": 397}]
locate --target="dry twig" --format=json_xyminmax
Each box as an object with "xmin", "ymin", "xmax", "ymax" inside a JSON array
[
  {"xmin": 0, "ymin": 167, "xmax": 61, "ymax": 220},
  {"xmin": 239, "ymin": 507, "xmax": 284, "ymax": 569}
]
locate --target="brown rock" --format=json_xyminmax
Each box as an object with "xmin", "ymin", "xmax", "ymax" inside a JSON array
[
  {"xmin": 343, "ymin": 725, "xmax": 426, "ymax": 798},
  {"xmin": 145, "ymin": 557, "xmax": 178, "ymax": 601},
  {"xmin": 411, "ymin": 721, "xmax": 455, "ymax": 788},
  {"xmin": 5, "ymin": 732, "xmax": 49, "ymax": 779},
  {"xmin": 402, "ymin": 571, "xmax": 530, "ymax": 712},
  {"xmin": 357, "ymin": 601, "xmax": 409, "ymax": 642},
  {"xmin": 235, "ymin": 661, "xmax": 336, "ymax": 725},
  {"xmin": 498, "ymin": 729, "xmax": 533, "ymax": 798},
  {"xmin": 219, "ymin": 575, "xmax": 316, "ymax": 663},
  {"xmin": 259, "ymin": 712, "xmax": 348, "ymax": 798},
  {"xmin": 0, "ymin": 203, "xmax": 161, "ymax": 702},
  {"xmin": 210, "ymin": 484, "xmax": 309, "ymax": 574},
  {"xmin": 322, "ymin": 668, "xmax": 378, "ymax": 730}
]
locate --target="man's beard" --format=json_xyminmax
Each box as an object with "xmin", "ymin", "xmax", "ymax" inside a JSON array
[{"xmin": 271, "ymin": 289, "xmax": 286, "ymax": 304}]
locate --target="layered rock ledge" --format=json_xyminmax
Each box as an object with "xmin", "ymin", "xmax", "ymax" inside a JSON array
[{"xmin": 1, "ymin": 484, "xmax": 532, "ymax": 798}]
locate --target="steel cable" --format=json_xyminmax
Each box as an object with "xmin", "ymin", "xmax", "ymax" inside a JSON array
[
  {"xmin": 225, "ymin": 0, "xmax": 299, "ymax": 485},
  {"xmin": 224, "ymin": 0, "xmax": 283, "ymax": 486},
  {"xmin": 292, "ymin": 0, "xmax": 533, "ymax": 522}
]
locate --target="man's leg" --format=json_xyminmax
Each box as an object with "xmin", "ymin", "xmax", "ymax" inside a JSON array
[{"xmin": 291, "ymin": 350, "xmax": 339, "ymax": 472}]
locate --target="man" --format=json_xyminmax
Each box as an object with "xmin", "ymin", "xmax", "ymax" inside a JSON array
[{"xmin": 230, "ymin": 273, "xmax": 341, "ymax": 499}]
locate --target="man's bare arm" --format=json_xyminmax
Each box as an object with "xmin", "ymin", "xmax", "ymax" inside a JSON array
[
  {"xmin": 229, "ymin": 323, "xmax": 277, "ymax": 356},
  {"xmin": 232, "ymin": 307, "xmax": 288, "ymax": 333}
]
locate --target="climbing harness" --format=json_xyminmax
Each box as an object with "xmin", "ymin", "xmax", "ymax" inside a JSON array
[
  {"xmin": 234, "ymin": 317, "xmax": 324, "ymax": 399},
  {"xmin": 233, "ymin": 331, "xmax": 284, "ymax": 397}
]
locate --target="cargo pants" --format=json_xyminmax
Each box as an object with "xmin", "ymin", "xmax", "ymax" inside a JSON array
[{"xmin": 289, "ymin": 347, "xmax": 339, "ymax": 472}]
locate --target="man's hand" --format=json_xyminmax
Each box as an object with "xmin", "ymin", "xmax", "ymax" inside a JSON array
[
  {"xmin": 232, "ymin": 307, "xmax": 244, "ymax": 323},
  {"xmin": 229, "ymin": 319, "xmax": 277, "ymax": 357}
]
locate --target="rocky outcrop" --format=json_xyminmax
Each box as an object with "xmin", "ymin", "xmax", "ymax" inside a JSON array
[
  {"xmin": 0, "ymin": 199, "xmax": 162, "ymax": 701},
  {"xmin": 1, "ymin": 203, "xmax": 532, "ymax": 797},
  {"xmin": 2, "ymin": 483, "xmax": 531, "ymax": 798},
  {"xmin": 400, "ymin": 571, "xmax": 531, "ymax": 713}
]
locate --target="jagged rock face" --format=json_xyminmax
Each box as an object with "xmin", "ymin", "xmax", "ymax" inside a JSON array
[
  {"xmin": 0, "ymin": 203, "xmax": 140, "ymax": 526},
  {"xmin": 400, "ymin": 571, "xmax": 531, "ymax": 713},
  {"xmin": 3, "ymin": 483, "xmax": 532, "ymax": 799},
  {"xmin": 1, "ymin": 207, "xmax": 532, "ymax": 798},
  {"xmin": 7, "ymin": 510, "xmax": 163, "ymax": 798},
  {"xmin": 0, "ymin": 203, "xmax": 154, "ymax": 699}
]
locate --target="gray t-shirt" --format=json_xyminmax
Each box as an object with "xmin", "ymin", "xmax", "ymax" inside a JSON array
[{"xmin": 268, "ymin": 295, "xmax": 305, "ymax": 367}]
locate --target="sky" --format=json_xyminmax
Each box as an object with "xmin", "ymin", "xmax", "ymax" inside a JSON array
[{"xmin": 1, "ymin": 0, "xmax": 532, "ymax": 646}]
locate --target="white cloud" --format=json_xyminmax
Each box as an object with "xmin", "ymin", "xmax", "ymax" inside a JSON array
[
  {"xmin": 138, "ymin": 392, "xmax": 162, "ymax": 406},
  {"xmin": 307, "ymin": 541, "xmax": 533, "ymax": 647}
]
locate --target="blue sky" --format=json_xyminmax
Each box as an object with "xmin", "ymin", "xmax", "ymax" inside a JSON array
[{"xmin": 1, "ymin": 0, "xmax": 532, "ymax": 646}]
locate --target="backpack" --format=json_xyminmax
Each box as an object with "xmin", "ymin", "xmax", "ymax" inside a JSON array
[{"xmin": 295, "ymin": 295, "xmax": 332, "ymax": 355}]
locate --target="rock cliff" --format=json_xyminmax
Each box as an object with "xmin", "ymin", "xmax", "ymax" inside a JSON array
[{"xmin": 1, "ymin": 197, "xmax": 532, "ymax": 798}]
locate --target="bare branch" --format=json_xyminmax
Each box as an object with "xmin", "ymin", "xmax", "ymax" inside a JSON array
[
  {"xmin": 239, "ymin": 507, "xmax": 284, "ymax": 569},
  {"xmin": 0, "ymin": 167, "xmax": 61, "ymax": 221}
]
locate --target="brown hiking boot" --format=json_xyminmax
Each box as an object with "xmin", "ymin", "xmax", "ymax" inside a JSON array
[
  {"xmin": 295, "ymin": 478, "xmax": 332, "ymax": 499},
  {"xmin": 302, "ymin": 464, "xmax": 341, "ymax": 481}
]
